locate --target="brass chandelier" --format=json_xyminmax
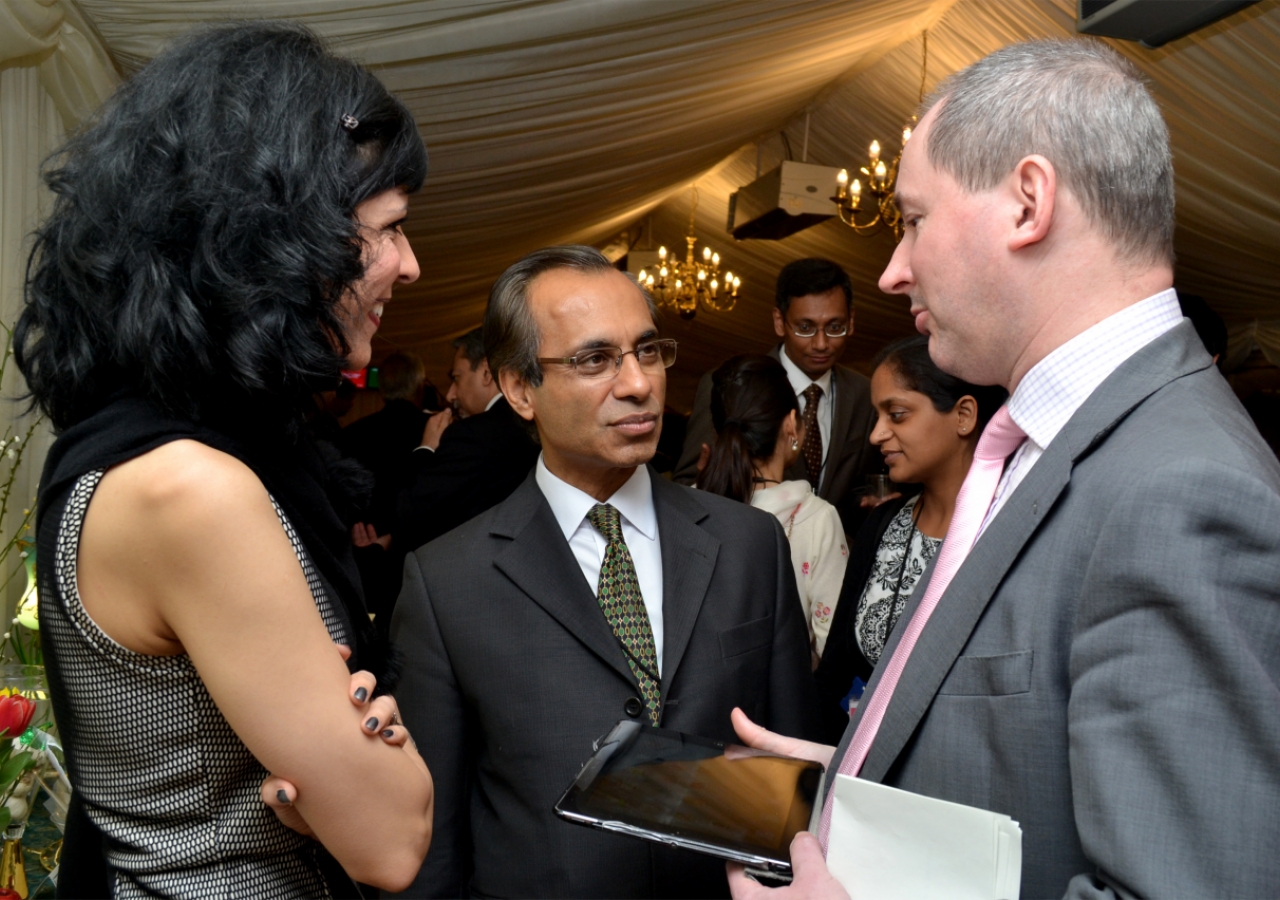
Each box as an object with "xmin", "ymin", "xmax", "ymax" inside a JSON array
[
  {"xmin": 638, "ymin": 188, "xmax": 740, "ymax": 320},
  {"xmin": 831, "ymin": 32, "xmax": 929, "ymax": 241}
]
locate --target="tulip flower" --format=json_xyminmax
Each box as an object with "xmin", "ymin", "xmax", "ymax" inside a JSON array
[{"xmin": 0, "ymin": 695, "xmax": 35, "ymax": 741}]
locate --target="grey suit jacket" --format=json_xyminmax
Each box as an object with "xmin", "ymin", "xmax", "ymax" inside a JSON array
[
  {"xmin": 391, "ymin": 468, "xmax": 820, "ymax": 898},
  {"xmin": 824, "ymin": 322, "xmax": 1280, "ymax": 899},
  {"xmin": 672, "ymin": 348, "xmax": 876, "ymax": 532}
]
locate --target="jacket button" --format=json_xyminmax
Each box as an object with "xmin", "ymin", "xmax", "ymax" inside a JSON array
[{"xmin": 624, "ymin": 697, "xmax": 643, "ymax": 718}]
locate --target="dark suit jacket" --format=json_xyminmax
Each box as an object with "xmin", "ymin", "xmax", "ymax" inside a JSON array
[
  {"xmin": 812, "ymin": 494, "xmax": 910, "ymax": 743},
  {"xmin": 339, "ymin": 398, "xmax": 428, "ymax": 531},
  {"xmin": 395, "ymin": 397, "xmax": 539, "ymax": 554},
  {"xmin": 391, "ymin": 470, "xmax": 820, "ymax": 898},
  {"xmin": 824, "ymin": 323, "xmax": 1280, "ymax": 898},
  {"xmin": 673, "ymin": 347, "xmax": 876, "ymax": 533}
]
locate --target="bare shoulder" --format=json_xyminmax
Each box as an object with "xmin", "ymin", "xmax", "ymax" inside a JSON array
[
  {"xmin": 90, "ymin": 440, "xmax": 276, "ymax": 559},
  {"xmin": 102, "ymin": 439, "xmax": 265, "ymax": 513}
]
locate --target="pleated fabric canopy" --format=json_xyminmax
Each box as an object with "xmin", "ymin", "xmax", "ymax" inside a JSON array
[{"xmin": 26, "ymin": 0, "xmax": 1280, "ymax": 405}]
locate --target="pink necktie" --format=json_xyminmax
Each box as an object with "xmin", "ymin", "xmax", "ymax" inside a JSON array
[{"xmin": 817, "ymin": 405, "xmax": 1026, "ymax": 853}]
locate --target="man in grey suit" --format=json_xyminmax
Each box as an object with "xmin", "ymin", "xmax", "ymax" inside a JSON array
[
  {"xmin": 391, "ymin": 246, "xmax": 820, "ymax": 898},
  {"xmin": 729, "ymin": 40, "xmax": 1280, "ymax": 900},
  {"xmin": 673, "ymin": 259, "xmax": 877, "ymax": 533}
]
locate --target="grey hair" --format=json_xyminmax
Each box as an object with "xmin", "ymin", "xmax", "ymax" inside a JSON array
[
  {"xmin": 922, "ymin": 39, "xmax": 1174, "ymax": 266},
  {"xmin": 483, "ymin": 245, "xmax": 658, "ymax": 387},
  {"xmin": 450, "ymin": 326, "xmax": 486, "ymax": 367}
]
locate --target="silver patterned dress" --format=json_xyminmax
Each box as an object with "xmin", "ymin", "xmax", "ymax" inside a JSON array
[{"xmin": 42, "ymin": 469, "xmax": 349, "ymax": 898}]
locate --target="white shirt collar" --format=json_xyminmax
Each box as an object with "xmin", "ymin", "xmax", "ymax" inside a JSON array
[
  {"xmin": 1007, "ymin": 288, "xmax": 1183, "ymax": 450},
  {"xmin": 535, "ymin": 456, "xmax": 657, "ymax": 542},
  {"xmin": 778, "ymin": 345, "xmax": 833, "ymax": 398},
  {"xmin": 484, "ymin": 393, "xmax": 502, "ymax": 413}
]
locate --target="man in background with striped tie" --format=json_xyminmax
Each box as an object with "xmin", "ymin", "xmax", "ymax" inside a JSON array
[{"xmin": 730, "ymin": 39, "xmax": 1280, "ymax": 900}]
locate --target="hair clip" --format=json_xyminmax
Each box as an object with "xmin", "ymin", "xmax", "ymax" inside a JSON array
[{"xmin": 341, "ymin": 114, "xmax": 359, "ymax": 131}]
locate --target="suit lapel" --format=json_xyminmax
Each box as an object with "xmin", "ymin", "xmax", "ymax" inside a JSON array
[
  {"xmin": 826, "ymin": 366, "xmax": 857, "ymax": 473},
  {"xmin": 857, "ymin": 449, "xmax": 1072, "ymax": 781},
  {"xmin": 854, "ymin": 322, "xmax": 1214, "ymax": 784},
  {"xmin": 489, "ymin": 476, "xmax": 636, "ymax": 687},
  {"xmin": 651, "ymin": 475, "xmax": 720, "ymax": 698}
]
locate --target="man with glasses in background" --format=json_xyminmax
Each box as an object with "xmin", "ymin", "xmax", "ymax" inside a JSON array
[
  {"xmin": 390, "ymin": 246, "xmax": 819, "ymax": 899},
  {"xmin": 674, "ymin": 258, "xmax": 878, "ymax": 533}
]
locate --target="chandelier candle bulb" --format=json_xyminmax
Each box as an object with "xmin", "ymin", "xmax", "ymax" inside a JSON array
[
  {"xmin": 903, "ymin": 126, "xmax": 913, "ymax": 144},
  {"xmin": 869, "ymin": 140, "xmax": 881, "ymax": 163},
  {"xmin": 637, "ymin": 185, "xmax": 741, "ymax": 318},
  {"xmin": 874, "ymin": 160, "xmax": 887, "ymax": 180}
]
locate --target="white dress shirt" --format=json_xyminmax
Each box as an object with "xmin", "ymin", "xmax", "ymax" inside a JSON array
[
  {"xmin": 980, "ymin": 289, "xmax": 1184, "ymax": 534},
  {"xmin": 535, "ymin": 456, "xmax": 665, "ymax": 673},
  {"xmin": 778, "ymin": 347, "xmax": 833, "ymax": 479}
]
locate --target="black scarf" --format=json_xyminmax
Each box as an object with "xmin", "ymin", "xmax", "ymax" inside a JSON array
[{"xmin": 36, "ymin": 391, "xmax": 396, "ymax": 688}]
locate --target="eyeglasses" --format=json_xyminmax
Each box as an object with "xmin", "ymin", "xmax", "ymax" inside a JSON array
[
  {"xmin": 786, "ymin": 320, "xmax": 850, "ymax": 338},
  {"xmin": 538, "ymin": 339, "xmax": 678, "ymax": 379}
]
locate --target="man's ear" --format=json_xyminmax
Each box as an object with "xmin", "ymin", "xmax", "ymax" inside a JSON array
[
  {"xmin": 1007, "ymin": 154, "xmax": 1056, "ymax": 253},
  {"xmin": 499, "ymin": 368, "xmax": 537, "ymax": 422},
  {"xmin": 772, "ymin": 307, "xmax": 787, "ymax": 340},
  {"xmin": 479, "ymin": 359, "xmax": 495, "ymax": 387}
]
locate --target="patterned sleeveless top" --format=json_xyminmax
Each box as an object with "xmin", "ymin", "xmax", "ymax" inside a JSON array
[{"xmin": 42, "ymin": 469, "xmax": 349, "ymax": 898}]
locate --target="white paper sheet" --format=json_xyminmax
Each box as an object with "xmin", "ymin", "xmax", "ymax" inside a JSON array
[{"xmin": 825, "ymin": 775, "xmax": 1022, "ymax": 900}]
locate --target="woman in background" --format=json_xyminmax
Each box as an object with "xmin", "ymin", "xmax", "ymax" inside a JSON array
[
  {"xmin": 814, "ymin": 335, "xmax": 1007, "ymax": 741},
  {"xmin": 20, "ymin": 22, "xmax": 432, "ymax": 897},
  {"xmin": 698, "ymin": 355, "xmax": 847, "ymax": 666}
]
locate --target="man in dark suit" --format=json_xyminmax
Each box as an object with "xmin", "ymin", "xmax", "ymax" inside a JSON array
[
  {"xmin": 395, "ymin": 327, "xmax": 539, "ymax": 553},
  {"xmin": 673, "ymin": 259, "xmax": 877, "ymax": 533},
  {"xmin": 730, "ymin": 40, "xmax": 1280, "ymax": 900},
  {"xmin": 391, "ymin": 246, "xmax": 820, "ymax": 898},
  {"xmin": 339, "ymin": 351, "xmax": 433, "ymax": 534}
]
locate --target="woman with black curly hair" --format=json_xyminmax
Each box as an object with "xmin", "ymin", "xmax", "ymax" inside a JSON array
[{"xmin": 19, "ymin": 22, "xmax": 433, "ymax": 897}]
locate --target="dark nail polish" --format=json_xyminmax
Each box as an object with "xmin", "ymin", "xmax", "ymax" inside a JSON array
[
  {"xmin": 354, "ymin": 687, "xmax": 368, "ymax": 703},
  {"xmin": 365, "ymin": 717, "xmax": 379, "ymax": 731},
  {"xmin": 276, "ymin": 789, "xmax": 290, "ymax": 804},
  {"xmin": 382, "ymin": 728, "xmax": 395, "ymax": 739}
]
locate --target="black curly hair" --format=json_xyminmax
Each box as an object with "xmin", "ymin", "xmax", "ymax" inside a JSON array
[{"xmin": 16, "ymin": 20, "xmax": 428, "ymax": 432}]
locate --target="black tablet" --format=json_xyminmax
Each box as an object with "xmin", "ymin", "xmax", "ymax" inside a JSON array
[{"xmin": 554, "ymin": 719, "xmax": 824, "ymax": 875}]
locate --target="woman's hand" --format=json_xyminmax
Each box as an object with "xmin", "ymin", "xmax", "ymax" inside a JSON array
[
  {"xmin": 261, "ymin": 645, "xmax": 422, "ymax": 836},
  {"xmin": 730, "ymin": 707, "xmax": 836, "ymax": 769}
]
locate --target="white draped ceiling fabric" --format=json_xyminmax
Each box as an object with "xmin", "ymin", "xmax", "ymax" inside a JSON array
[
  {"xmin": 4, "ymin": 0, "xmax": 1280, "ymax": 407},
  {"xmin": 39, "ymin": 0, "xmax": 1275, "ymax": 406}
]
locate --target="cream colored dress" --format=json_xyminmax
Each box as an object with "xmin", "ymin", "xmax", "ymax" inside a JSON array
[{"xmin": 750, "ymin": 479, "xmax": 848, "ymax": 656}]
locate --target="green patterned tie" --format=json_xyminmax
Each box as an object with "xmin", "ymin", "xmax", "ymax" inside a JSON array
[{"xmin": 587, "ymin": 503, "xmax": 661, "ymax": 726}]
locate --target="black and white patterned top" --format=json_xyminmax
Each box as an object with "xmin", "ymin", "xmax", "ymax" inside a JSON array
[
  {"xmin": 43, "ymin": 469, "xmax": 348, "ymax": 899},
  {"xmin": 854, "ymin": 495, "xmax": 942, "ymax": 667}
]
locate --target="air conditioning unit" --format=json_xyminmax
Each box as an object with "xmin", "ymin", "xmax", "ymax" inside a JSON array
[
  {"xmin": 1077, "ymin": 0, "xmax": 1258, "ymax": 48},
  {"xmin": 726, "ymin": 161, "xmax": 842, "ymax": 241}
]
